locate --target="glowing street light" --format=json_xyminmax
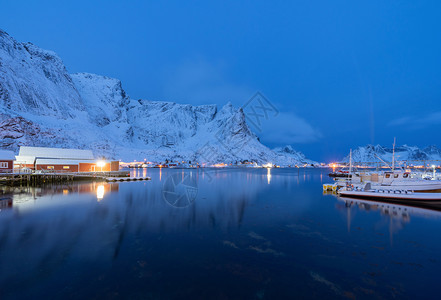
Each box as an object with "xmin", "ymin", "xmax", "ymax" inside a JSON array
[{"xmin": 97, "ymin": 161, "xmax": 105, "ymax": 172}]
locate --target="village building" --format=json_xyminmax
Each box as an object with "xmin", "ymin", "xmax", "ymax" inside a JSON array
[
  {"xmin": 14, "ymin": 146, "xmax": 119, "ymax": 172},
  {"xmin": 0, "ymin": 150, "xmax": 15, "ymax": 173}
]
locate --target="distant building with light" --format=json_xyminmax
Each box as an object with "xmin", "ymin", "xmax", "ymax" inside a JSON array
[{"xmin": 14, "ymin": 146, "xmax": 119, "ymax": 172}]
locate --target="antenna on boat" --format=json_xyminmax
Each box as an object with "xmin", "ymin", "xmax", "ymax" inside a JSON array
[
  {"xmin": 349, "ymin": 149, "xmax": 352, "ymax": 175},
  {"xmin": 392, "ymin": 137, "xmax": 396, "ymax": 172}
]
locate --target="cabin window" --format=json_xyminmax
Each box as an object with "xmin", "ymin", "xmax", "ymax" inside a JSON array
[
  {"xmin": 63, "ymin": 166, "xmax": 70, "ymax": 169},
  {"xmin": 394, "ymin": 174, "xmax": 399, "ymax": 178},
  {"xmin": 47, "ymin": 166, "xmax": 54, "ymax": 170},
  {"xmin": 403, "ymin": 173, "xmax": 409, "ymax": 178},
  {"xmin": 385, "ymin": 174, "xmax": 390, "ymax": 178},
  {"xmin": 0, "ymin": 162, "xmax": 8, "ymax": 168}
]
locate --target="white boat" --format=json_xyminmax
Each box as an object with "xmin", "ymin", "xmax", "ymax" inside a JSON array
[
  {"xmin": 328, "ymin": 141, "xmax": 441, "ymax": 192},
  {"xmin": 338, "ymin": 183, "xmax": 441, "ymax": 201},
  {"xmin": 333, "ymin": 143, "xmax": 441, "ymax": 191},
  {"xmin": 339, "ymin": 171, "xmax": 441, "ymax": 192},
  {"xmin": 373, "ymin": 171, "xmax": 441, "ymax": 191}
]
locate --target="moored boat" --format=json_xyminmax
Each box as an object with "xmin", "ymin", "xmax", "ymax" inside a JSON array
[
  {"xmin": 338, "ymin": 183, "xmax": 441, "ymax": 201},
  {"xmin": 325, "ymin": 141, "xmax": 441, "ymax": 192},
  {"xmin": 328, "ymin": 170, "xmax": 352, "ymax": 178},
  {"xmin": 348, "ymin": 171, "xmax": 441, "ymax": 192}
]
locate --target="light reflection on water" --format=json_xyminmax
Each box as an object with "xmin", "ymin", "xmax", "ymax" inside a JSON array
[{"xmin": 1, "ymin": 168, "xmax": 441, "ymax": 299}]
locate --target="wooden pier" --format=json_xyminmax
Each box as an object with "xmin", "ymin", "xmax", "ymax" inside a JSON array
[{"xmin": 0, "ymin": 171, "xmax": 132, "ymax": 186}]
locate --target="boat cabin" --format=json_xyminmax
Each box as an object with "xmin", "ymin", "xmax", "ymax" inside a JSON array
[{"xmin": 383, "ymin": 171, "xmax": 411, "ymax": 183}]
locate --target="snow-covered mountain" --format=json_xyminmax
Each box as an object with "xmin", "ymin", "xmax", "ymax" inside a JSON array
[
  {"xmin": 342, "ymin": 144, "xmax": 441, "ymax": 163},
  {"xmin": 273, "ymin": 145, "xmax": 318, "ymax": 166},
  {"xmin": 0, "ymin": 29, "xmax": 314, "ymax": 165}
]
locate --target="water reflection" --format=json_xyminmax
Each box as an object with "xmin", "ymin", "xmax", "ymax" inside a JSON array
[
  {"xmin": 0, "ymin": 170, "xmax": 278, "ymax": 292},
  {"xmin": 337, "ymin": 196, "xmax": 441, "ymax": 242},
  {"xmin": 2, "ymin": 169, "xmax": 441, "ymax": 299},
  {"xmin": 0, "ymin": 197, "xmax": 12, "ymax": 210},
  {"xmin": 96, "ymin": 185, "xmax": 105, "ymax": 200}
]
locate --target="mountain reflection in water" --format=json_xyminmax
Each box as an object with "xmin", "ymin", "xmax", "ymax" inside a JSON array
[{"xmin": 1, "ymin": 168, "xmax": 441, "ymax": 299}]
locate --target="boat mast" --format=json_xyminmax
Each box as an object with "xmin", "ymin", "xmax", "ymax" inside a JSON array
[
  {"xmin": 349, "ymin": 149, "xmax": 352, "ymax": 176},
  {"xmin": 392, "ymin": 137, "xmax": 396, "ymax": 172}
]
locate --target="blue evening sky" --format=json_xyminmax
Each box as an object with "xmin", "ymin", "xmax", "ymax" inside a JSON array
[{"xmin": 2, "ymin": 0, "xmax": 441, "ymax": 161}]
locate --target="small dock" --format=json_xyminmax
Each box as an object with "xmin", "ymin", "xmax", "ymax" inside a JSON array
[{"xmin": 0, "ymin": 171, "xmax": 132, "ymax": 186}]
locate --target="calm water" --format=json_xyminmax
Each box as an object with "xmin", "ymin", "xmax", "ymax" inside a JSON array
[{"xmin": 1, "ymin": 168, "xmax": 441, "ymax": 299}]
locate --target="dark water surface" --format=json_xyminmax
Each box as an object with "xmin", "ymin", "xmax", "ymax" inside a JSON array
[{"xmin": 1, "ymin": 168, "xmax": 441, "ymax": 299}]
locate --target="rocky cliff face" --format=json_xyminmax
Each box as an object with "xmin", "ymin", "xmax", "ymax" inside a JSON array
[
  {"xmin": 0, "ymin": 29, "xmax": 314, "ymax": 164},
  {"xmin": 0, "ymin": 30, "xmax": 83, "ymax": 118}
]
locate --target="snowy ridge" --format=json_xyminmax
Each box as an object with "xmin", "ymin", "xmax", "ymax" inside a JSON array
[
  {"xmin": 0, "ymin": 29, "xmax": 314, "ymax": 165},
  {"xmin": 342, "ymin": 144, "xmax": 441, "ymax": 163},
  {"xmin": 71, "ymin": 73, "xmax": 130, "ymax": 127},
  {"xmin": 0, "ymin": 29, "xmax": 83, "ymax": 118},
  {"xmin": 273, "ymin": 145, "xmax": 318, "ymax": 165}
]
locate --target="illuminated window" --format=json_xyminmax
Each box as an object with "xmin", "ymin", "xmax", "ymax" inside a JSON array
[
  {"xmin": 394, "ymin": 174, "xmax": 399, "ymax": 178},
  {"xmin": 0, "ymin": 162, "xmax": 7, "ymax": 168},
  {"xmin": 385, "ymin": 174, "xmax": 390, "ymax": 178},
  {"xmin": 47, "ymin": 166, "xmax": 54, "ymax": 170},
  {"xmin": 63, "ymin": 166, "xmax": 70, "ymax": 169}
]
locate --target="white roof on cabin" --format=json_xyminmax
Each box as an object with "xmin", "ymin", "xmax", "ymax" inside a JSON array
[
  {"xmin": 18, "ymin": 146, "xmax": 94, "ymax": 160},
  {"xmin": 35, "ymin": 159, "xmax": 90, "ymax": 165},
  {"xmin": 35, "ymin": 159, "xmax": 110, "ymax": 165},
  {"xmin": 14, "ymin": 155, "xmax": 36, "ymax": 164},
  {"xmin": 0, "ymin": 149, "xmax": 15, "ymax": 160}
]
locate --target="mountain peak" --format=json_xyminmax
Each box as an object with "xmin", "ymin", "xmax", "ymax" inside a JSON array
[
  {"xmin": 0, "ymin": 30, "xmax": 316, "ymax": 165},
  {"xmin": 273, "ymin": 145, "xmax": 316, "ymax": 165},
  {"xmin": 343, "ymin": 144, "xmax": 441, "ymax": 163}
]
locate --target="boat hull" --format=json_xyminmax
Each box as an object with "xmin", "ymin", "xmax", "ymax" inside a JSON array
[
  {"xmin": 367, "ymin": 182, "xmax": 441, "ymax": 192},
  {"xmin": 328, "ymin": 173, "xmax": 350, "ymax": 178},
  {"xmin": 339, "ymin": 190, "xmax": 441, "ymax": 201}
]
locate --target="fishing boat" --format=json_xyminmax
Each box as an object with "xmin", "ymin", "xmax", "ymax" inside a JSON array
[
  {"xmin": 368, "ymin": 171, "xmax": 441, "ymax": 191},
  {"xmin": 324, "ymin": 149, "xmax": 355, "ymax": 190},
  {"xmin": 332, "ymin": 140, "xmax": 441, "ymax": 192},
  {"xmin": 328, "ymin": 169, "xmax": 352, "ymax": 178},
  {"xmin": 338, "ymin": 183, "xmax": 441, "ymax": 201},
  {"xmin": 331, "ymin": 170, "xmax": 441, "ymax": 192}
]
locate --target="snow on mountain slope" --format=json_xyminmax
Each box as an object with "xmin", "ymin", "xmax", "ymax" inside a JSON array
[
  {"xmin": 71, "ymin": 73, "xmax": 130, "ymax": 127},
  {"xmin": 0, "ymin": 29, "xmax": 83, "ymax": 118},
  {"xmin": 273, "ymin": 145, "xmax": 318, "ymax": 166},
  {"xmin": 118, "ymin": 100, "xmax": 280, "ymax": 163},
  {"xmin": 126, "ymin": 99, "xmax": 217, "ymax": 146},
  {"xmin": 0, "ymin": 29, "xmax": 314, "ymax": 165},
  {"xmin": 342, "ymin": 144, "xmax": 441, "ymax": 163}
]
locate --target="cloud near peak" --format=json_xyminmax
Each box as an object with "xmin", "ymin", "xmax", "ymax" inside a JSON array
[
  {"xmin": 254, "ymin": 112, "xmax": 322, "ymax": 145},
  {"xmin": 388, "ymin": 111, "xmax": 441, "ymax": 129}
]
